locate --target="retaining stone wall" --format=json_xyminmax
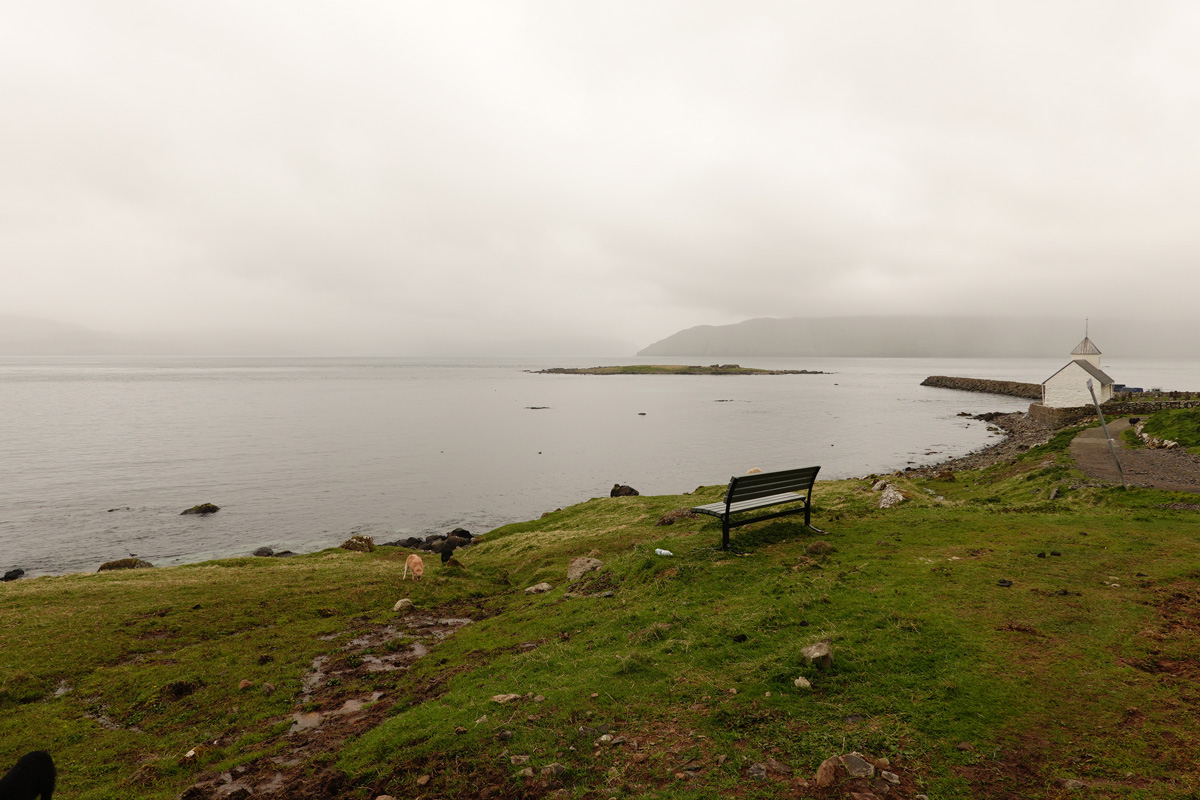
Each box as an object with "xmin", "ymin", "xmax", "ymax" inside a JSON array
[{"xmin": 1028, "ymin": 399, "xmax": 1200, "ymax": 429}]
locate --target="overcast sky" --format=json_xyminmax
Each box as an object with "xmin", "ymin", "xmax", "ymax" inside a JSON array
[{"xmin": 3, "ymin": 1, "xmax": 1198, "ymax": 355}]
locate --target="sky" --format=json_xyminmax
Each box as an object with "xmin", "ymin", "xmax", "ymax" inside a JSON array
[{"xmin": 3, "ymin": 1, "xmax": 1199, "ymax": 355}]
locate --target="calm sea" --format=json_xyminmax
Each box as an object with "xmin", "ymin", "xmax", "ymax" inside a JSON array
[{"xmin": 3, "ymin": 355, "xmax": 1198, "ymax": 577}]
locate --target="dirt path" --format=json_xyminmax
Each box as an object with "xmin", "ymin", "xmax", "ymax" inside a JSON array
[{"xmin": 1071, "ymin": 419, "xmax": 1200, "ymax": 493}]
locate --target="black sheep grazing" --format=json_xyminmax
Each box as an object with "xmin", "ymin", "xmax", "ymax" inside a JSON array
[{"xmin": 0, "ymin": 751, "xmax": 56, "ymax": 799}]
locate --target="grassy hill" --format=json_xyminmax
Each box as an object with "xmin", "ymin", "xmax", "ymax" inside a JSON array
[{"xmin": 4, "ymin": 428, "xmax": 1200, "ymax": 799}]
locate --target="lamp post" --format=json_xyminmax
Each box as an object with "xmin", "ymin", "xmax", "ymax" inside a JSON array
[{"xmin": 1087, "ymin": 378, "xmax": 1128, "ymax": 490}]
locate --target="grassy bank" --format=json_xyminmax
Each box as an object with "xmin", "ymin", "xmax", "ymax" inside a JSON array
[{"xmin": 4, "ymin": 432, "xmax": 1200, "ymax": 799}]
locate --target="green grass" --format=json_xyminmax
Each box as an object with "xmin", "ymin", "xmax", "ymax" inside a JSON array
[{"xmin": 5, "ymin": 449, "xmax": 1200, "ymax": 798}]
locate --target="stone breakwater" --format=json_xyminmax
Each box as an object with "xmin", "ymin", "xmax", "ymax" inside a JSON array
[{"xmin": 921, "ymin": 376, "xmax": 1042, "ymax": 400}]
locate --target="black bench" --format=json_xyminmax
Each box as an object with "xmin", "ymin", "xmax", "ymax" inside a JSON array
[{"xmin": 691, "ymin": 466, "xmax": 823, "ymax": 550}]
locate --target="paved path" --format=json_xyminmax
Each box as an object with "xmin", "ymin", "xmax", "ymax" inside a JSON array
[{"xmin": 1070, "ymin": 417, "xmax": 1200, "ymax": 493}]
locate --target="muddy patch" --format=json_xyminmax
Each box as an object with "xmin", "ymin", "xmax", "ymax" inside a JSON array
[{"xmin": 181, "ymin": 611, "xmax": 476, "ymax": 799}]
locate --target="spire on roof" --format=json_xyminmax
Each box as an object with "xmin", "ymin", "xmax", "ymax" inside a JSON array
[{"xmin": 1072, "ymin": 336, "xmax": 1101, "ymax": 356}]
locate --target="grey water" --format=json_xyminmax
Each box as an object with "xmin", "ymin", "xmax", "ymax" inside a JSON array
[{"xmin": 3, "ymin": 355, "xmax": 1198, "ymax": 577}]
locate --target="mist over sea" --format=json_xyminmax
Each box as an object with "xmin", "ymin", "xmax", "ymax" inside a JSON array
[{"xmin": 4, "ymin": 355, "xmax": 1199, "ymax": 577}]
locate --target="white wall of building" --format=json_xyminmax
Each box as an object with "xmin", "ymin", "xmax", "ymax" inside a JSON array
[{"xmin": 1043, "ymin": 362, "xmax": 1113, "ymax": 408}]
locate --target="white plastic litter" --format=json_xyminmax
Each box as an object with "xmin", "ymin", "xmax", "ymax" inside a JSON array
[{"xmin": 654, "ymin": 549, "xmax": 673, "ymax": 556}]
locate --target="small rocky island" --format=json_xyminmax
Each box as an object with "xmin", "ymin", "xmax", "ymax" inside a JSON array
[{"xmin": 530, "ymin": 364, "xmax": 824, "ymax": 375}]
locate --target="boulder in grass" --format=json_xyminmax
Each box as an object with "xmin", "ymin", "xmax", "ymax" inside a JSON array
[
  {"xmin": 180, "ymin": 503, "xmax": 220, "ymax": 515},
  {"xmin": 2, "ymin": 568, "xmax": 24, "ymax": 582},
  {"xmin": 98, "ymin": 558, "xmax": 154, "ymax": 571},
  {"xmin": 568, "ymin": 557, "xmax": 603, "ymax": 582},
  {"xmin": 610, "ymin": 484, "xmax": 640, "ymax": 497},
  {"xmin": 340, "ymin": 535, "xmax": 375, "ymax": 553},
  {"xmin": 801, "ymin": 641, "xmax": 834, "ymax": 671}
]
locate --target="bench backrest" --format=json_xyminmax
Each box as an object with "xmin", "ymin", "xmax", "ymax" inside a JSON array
[{"xmin": 726, "ymin": 466, "xmax": 821, "ymax": 504}]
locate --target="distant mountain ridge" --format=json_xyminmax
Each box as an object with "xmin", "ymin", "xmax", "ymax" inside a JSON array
[
  {"xmin": 0, "ymin": 315, "xmax": 125, "ymax": 355},
  {"xmin": 638, "ymin": 316, "xmax": 1190, "ymax": 358}
]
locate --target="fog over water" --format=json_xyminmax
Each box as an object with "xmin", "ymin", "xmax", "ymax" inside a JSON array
[{"xmin": 3, "ymin": 3, "xmax": 1199, "ymax": 355}]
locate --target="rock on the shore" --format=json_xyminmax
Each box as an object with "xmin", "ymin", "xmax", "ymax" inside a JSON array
[
  {"xmin": 878, "ymin": 485, "xmax": 906, "ymax": 509},
  {"xmin": 2, "ymin": 568, "xmax": 24, "ymax": 582},
  {"xmin": 340, "ymin": 535, "xmax": 375, "ymax": 553},
  {"xmin": 610, "ymin": 484, "xmax": 640, "ymax": 497},
  {"xmin": 253, "ymin": 547, "xmax": 274, "ymax": 557},
  {"xmin": 98, "ymin": 558, "xmax": 154, "ymax": 571},
  {"xmin": 180, "ymin": 503, "xmax": 220, "ymax": 515}
]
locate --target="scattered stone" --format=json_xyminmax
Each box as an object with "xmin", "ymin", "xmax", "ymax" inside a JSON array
[
  {"xmin": 238, "ymin": 679, "xmax": 253, "ymax": 691},
  {"xmin": 262, "ymin": 683, "xmax": 275, "ymax": 696},
  {"xmin": 568, "ymin": 557, "xmax": 603, "ymax": 581},
  {"xmin": 511, "ymin": 755, "xmax": 530, "ymax": 765},
  {"xmin": 525, "ymin": 582, "xmax": 553, "ymax": 595},
  {"xmin": 376, "ymin": 795, "xmax": 397, "ymax": 800},
  {"xmin": 955, "ymin": 741, "xmax": 975, "ymax": 751},
  {"xmin": 1060, "ymin": 778, "xmax": 1087, "ymax": 790},
  {"xmin": 848, "ymin": 792, "xmax": 880, "ymax": 800},
  {"xmin": 610, "ymin": 484, "xmax": 640, "ymax": 497},
  {"xmin": 997, "ymin": 579, "xmax": 1013, "ymax": 587},
  {"xmin": 541, "ymin": 763, "xmax": 567, "ymax": 778},
  {"xmin": 881, "ymin": 770, "xmax": 900, "ymax": 784},
  {"xmin": 879, "ymin": 485, "xmax": 906, "ymax": 509},
  {"xmin": 840, "ymin": 753, "xmax": 875, "ymax": 779},
  {"xmin": 492, "ymin": 694, "xmax": 522, "ymax": 704},
  {"xmin": 416, "ymin": 775, "xmax": 430, "ymax": 786},
  {"xmin": 98, "ymin": 558, "xmax": 153, "ymax": 571},
  {"xmin": 1051, "ymin": 551, "xmax": 1062, "ymax": 556},
  {"xmin": 872, "ymin": 480, "xmax": 889, "ymax": 491},
  {"xmin": 815, "ymin": 756, "xmax": 841, "ymax": 787},
  {"xmin": 1037, "ymin": 552, "xmax": 1046, "ymax": 558},
  {"xmin": 534, "ymin": 694, "xmax": 545, "ymax": 703},
  {"xmin": 806, "ymin": 541, "xmax": 834, "ymax": 556},
  {"xmin": 181, "ymin": 503, "xmax": 220, "ymax": 515},
  {"xmin": 340, "ymin": 534, "xmax": 375, "ymax": 553},
  {"xmin": 214, "ymin": 782, "xmax": 253, "ymax": 799},
  {"xmin": 454, "ymin": 725, "xmax": 467, "ymax": 734},
  {"xmin": 393, "ymin": 599, "xmax": 414, "ymax": 612},
  {"xmin": 517, "ymin": 767, "xmax": 534, "ymax": 778},
  {"xmin": 765, "ymin": 758, "xmax": 792, "ymax": 775},
  {"xmin": 793, "ymin": 676, "xmax": 812, "ymax": 690},
  {"xmin": 801, "ymin": 642, "xmax": 834, "ymax": 671},
  {"xmin": 2, "ymin": 568, "xmax": 24, "ymax": 581},
  {"xmin": 747, "ymin": 763, "xmax": 769, "ymax": 781},
  {"xmin": 252, "ymin": 546, "xmax": 274, "ymax": 557}
]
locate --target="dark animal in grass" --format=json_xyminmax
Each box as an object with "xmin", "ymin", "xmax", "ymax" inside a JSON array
[{"xmin": 0, "ymin": 750, "xmax": 56, "ymax": 799}]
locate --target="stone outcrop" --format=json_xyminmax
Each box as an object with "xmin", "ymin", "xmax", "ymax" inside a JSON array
[
  {"xmin": 610, "ymin": 484, "xmax": 640, "ymax": 497},
  {"xmin": 339, "ymin": 535, "xmax": 375, "ymax": 553},
  {"xmin": 2, "ymin": 568, "xmax": 24, "ymax": 581},
  {"xmin": 567, "ymin": 557, "xmax": 603, "ymax": 581},
  {"xmin": 180, "ymin": 503, "xmax": 220, "ymax": 515}
]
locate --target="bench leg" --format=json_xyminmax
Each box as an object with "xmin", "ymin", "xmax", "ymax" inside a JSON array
[
  {"xmin": 804, "ymin": 505, "xmax": 824, "ymax": 534},
  {"xmin": 721, "ymin": 519, "xmax": 730, "ymax": 550}
]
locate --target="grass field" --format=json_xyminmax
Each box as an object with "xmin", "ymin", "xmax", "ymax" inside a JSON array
[{"xmin": 4, "ymin": 428, "xmax": 1200, "ymax": 798}]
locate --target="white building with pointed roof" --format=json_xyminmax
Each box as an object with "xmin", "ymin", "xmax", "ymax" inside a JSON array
[{"xmin": 1041, "ymin": 334, "xmax": 1115, "ymax": 408}]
